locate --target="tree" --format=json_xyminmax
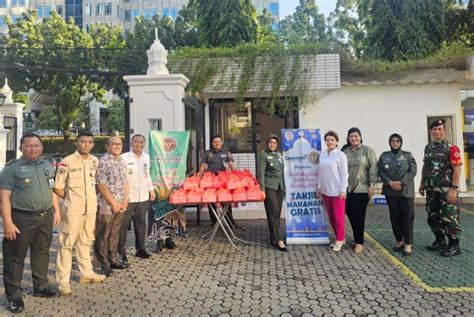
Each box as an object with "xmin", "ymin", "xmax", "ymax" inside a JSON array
[
  {"xmin": 3, "ymin": 11, "xmax": 124, "ymax": 151},
  {"xmin": 105, "ymin": 99, "xmax": 125, "ymax": 133},
  {"xmin": 257, "ymin": 9, "xmax": 277, "ymax": 44},
  {"xmin": 277, "ymin": 0, "xmax": 327, "ymax": 45},
  {"xmin": 174, "ymin": 0, "xmax": 199, "ymax": 48},
  {"xmin": 196, "ymin": 0, "xmax": 258, "ymax": 47},
  {"xmin": 329, "ymin": 0, "xmax": 473, "ymax": 61}
]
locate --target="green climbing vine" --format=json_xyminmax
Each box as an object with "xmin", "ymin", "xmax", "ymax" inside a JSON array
[{"xmin": 167, "ymin": 42, "xmax": 473, "ymax": 115}]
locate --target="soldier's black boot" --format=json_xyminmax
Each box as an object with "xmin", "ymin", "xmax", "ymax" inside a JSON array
[
  {"xmin": 441, "ymin": 239, "xmax": 461, "ymax": 257},
  {"xmin": 426, "ymin": 234, "xmax": 447, "ymax": 251}
]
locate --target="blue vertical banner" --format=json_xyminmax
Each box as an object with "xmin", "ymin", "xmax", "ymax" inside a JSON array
[{"xmin": 282, "ymin": 129, "xmax": 329, "ymax": 244}]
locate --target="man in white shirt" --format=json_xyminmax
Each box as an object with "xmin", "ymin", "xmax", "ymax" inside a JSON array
[{"xmin": 119, "ymin": 135, "xmax": 156, "ymax": 262}]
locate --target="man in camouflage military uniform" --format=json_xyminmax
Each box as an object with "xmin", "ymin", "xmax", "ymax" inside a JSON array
[{"xmin": 419, "ymin": 119, "xmax": 462, "ymax": 257}]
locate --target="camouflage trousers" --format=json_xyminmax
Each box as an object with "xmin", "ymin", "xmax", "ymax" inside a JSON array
[{"xmin": 426, "ymin": 191, "xmax": 461, "ymax": 240}]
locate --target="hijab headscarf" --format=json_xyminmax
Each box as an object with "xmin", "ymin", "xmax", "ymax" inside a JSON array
[{"xmin": 389, "ymin": 133, "xmax": 403, "ymax": 154}]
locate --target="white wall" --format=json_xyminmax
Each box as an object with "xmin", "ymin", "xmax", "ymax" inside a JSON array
[{"xmin": 300, "ymin": 83, "xmax": 466, "ymax": 191}]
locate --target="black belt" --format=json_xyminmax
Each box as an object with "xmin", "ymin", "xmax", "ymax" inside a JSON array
[{"xmin": 13, "ymin": 208, "xmax": 52, "ymax": 216}]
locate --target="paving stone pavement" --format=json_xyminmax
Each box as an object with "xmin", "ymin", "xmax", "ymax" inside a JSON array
[{"xmin": 0, "ymin": 205, "xmax": 473, "ymax": 316}]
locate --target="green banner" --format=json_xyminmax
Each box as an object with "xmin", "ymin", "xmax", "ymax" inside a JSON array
[{"xmin": 149, "ymin": 131, "xmax": 190, "ymax": 220}]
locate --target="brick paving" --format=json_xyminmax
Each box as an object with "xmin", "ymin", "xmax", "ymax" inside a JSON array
[{"xmin": 0, "ymin": 206, "xmax": 473, "ymax": 316}]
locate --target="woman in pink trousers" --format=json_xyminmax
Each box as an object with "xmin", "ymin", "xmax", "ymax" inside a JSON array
[{"xmin": 316, "ymin": 131, "xmax": 349, "ymax": 252}]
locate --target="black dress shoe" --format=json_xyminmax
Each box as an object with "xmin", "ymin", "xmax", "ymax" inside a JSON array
[
  {"xmin": 392, "ymin": 245, "xmax": 404, "ymax": 252},
  {"xmin": 33, "ymin": 285, "xmax": 58, "ymax": 298},
  {"xmin": 8, "ymin": 299, "xmax": 25, "ymax": 314},
  {"xmin": 165, "ymin": 237, "xmax": 176, "ymax": 249},
  {"xmin": 119, "ymin": 253, "xmax": 128, "ymax": 264},
  {"xmin": 100, "ymin": 266, "xmax": 113, "ymax": 277},
  {"xmin": 110, "ymin": 262, "xmax": 130, "ymax": 269},
  {"xmin": 441, "ymin": 243, "xmax": 461, "ymax": 257},
  {"xmin": 276, "ymin": 245, "xmax": 288, "ymax": 252},
  {"xmin": 426, "ymin": 238, "xmax": 447, "ymax": 251},
  {"xmin": 135, "ymin": 249, "xmax": 152, "ymax": 259}
]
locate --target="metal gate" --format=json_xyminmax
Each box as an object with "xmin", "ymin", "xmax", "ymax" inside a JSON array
[{"xmin": 3, "ymin": 116, "xmax": 17, "ymax": 163}]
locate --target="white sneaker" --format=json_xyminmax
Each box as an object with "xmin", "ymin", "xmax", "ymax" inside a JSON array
[
  {"xmin": 58, "ymin": 284, "xmax": 72, "ymax": 296},
  {"xmin": 79, "ymin": 273, "xmax": 107, "ymax": 284},
  {"xmin": 332, "ymin": 241, "xmax": 344, "ymax": 252}
]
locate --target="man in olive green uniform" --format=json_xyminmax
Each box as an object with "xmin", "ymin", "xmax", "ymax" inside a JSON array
[
  {"xmin": 419, "ymin": 119, "xmax": 462, "ymax": 257},
  {"xmin": 54, "ymin": 131, "xmax": 106, "ymax": 296},
  {"xmin": 0, "ymin": 133, "xmax": 61, "ymax": 313}
]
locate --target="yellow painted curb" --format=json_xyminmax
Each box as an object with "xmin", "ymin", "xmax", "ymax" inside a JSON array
[{"xmin": 365, "ymin": 233, "xmax": 474, "ymax": 293}]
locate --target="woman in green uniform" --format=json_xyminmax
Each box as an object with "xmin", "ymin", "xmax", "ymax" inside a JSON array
[
  {"xmin": 258, "ymin": 135, "xmax": 286, "ymax": 251},
  {"xmin": 378, "ymin": 133, "xmax": 417, "ymax": 256}
]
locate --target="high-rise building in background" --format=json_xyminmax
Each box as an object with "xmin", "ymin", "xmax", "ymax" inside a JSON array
[{"xmin": 1, "ymin": 0, "xmax": 279, "ymax": 34}]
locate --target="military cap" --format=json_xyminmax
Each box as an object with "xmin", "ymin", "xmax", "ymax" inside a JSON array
[{"xmin": 429, "ymin": 119, "xmax": 445, "ymax": 129}]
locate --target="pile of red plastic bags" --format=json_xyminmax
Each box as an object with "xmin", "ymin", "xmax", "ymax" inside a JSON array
[{"xmin": 169, "ymin": 170, "xmax": 266, "ymax": 205}]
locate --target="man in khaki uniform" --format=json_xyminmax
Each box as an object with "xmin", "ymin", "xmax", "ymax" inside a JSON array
[{"xmin": 54, "ymin": 131, "xmax": 106, "ymax": 296}]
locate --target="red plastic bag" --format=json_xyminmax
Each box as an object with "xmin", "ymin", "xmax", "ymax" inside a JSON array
[
  {"xmin": 232, "ymin": 187, "xmax": 247, "ymax": 202},
  {"xmin": 183, "ymin": 175, "xmax": 200, "ymax": 190},
  {"xmin": 217, "ymin": 188, "xmax": 232, "ymax": 202},
  {"xmin": 169, "ymin": 189, "xmax": 187, "ymax": 205},
  {"xmin": 186, "ymin": 188, "xmax": 203, "ymax": 204},
  {"xmin": 202, "ymin": 188, "xmax": 217, "ymax": 203},
  {"xmin": 227, "ymin": 174, "xmax": 243, "ymax": 190},
  {"xmin": 242, "ymin": 176, "xmax": 256, "ymax": 188},
  {"xmin": 200, "ymin": 172, "xmax": 215, "ymax": 189},
  {"xmin": 214, "ymin": 172, "xmax": 229, "ymax": 189},
  {"xmin": 247, "ymin": 187, "xmax": 265, "ymax": 202}
]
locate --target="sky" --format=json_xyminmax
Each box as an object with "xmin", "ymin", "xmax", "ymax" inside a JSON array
[{"xmin": 279, "ymin": 0, "xmax": 337, "ymax": 19}]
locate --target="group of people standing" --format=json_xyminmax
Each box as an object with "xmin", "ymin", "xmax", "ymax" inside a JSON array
[
  {"xmin": 0, "ymin": 132, "xmax": 161, "ymax": 313},
  {"xmin": 258, "ymin": 120, "xmax": 463, "ymax": 260}
]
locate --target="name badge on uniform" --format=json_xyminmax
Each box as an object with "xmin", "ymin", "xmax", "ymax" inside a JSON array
[{"xmin": 48, "ymin": 177, "xmax": 55, "ymax": 189}]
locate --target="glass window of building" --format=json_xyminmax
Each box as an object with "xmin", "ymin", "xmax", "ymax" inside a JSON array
[
  {"xmin": 211, "ymin": 101, "xmax": 253, "ymax": 152},
  {"xmin": 105, "ymin": 3, "xmax": 112, "ymax": 15},
  {"xmin": 45, "ymin": 5, "xmax": 51, "ymax": 17},
  {"xmin": 85, "ymin": 4, "xmax": 91, "ymax": 16},
  {"xmin": 37, "ymin": 6, "xmax": 43, "ymax": 18},
  {"xmin": 269, "ymin": 3, "xmax": 279, "ymax": 16},
  {"xmin": 162, "ymin": 7, "xmax": 169, "ymax": 17},
  {"xmin": 12, "ymin": 0, "xmax": 17, "ymax": 5},
  {"xmin": 124, "ymin": 9, "xmax": 131, "ymax": 21},
  {"xmin": 0, "ymin": 16, "xmax": 6, "ymax": 26},
  {"xmin": 56, "ymin": 4, "xmax": 63, "ymax": 16},
  {"xmin": 0, "ymin": 0, "xmax": 6, "ymax": 8},
  {"xmin": 123, "ymin": 0, "xmax": 129, "ymax": 2},
  {"xmin": 131, "ymin": 8, "xmax": 139, "ymax": 19},
  {"xmin": 144, "ymin": 8, "xmax": 151, "ymax": 20},
  {"xmin": 11, "ymin": 15, "xmax": 17, "ymax": 23},
  {"xmin": 19, "ymin": 0, "xmax": 25, "ymax": 6},
  {"xmin": 171, "ymin": 7, "xmax": 177, "ymax": 19},
  {"xmin": 96, "ymin": 3, "xmax": 104, "ymax": 16},
  {"xmin": 151, "ymin": 8, "xmax": 158, "ymax": 18},
  {"xmin": 131, "ymin": 0, "xmax": 138, "ymax": 3}
]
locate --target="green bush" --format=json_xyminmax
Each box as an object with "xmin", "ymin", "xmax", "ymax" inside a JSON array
[{"xmin": 41, "ymin": 135, "xmax": 126, "ymax": 156}]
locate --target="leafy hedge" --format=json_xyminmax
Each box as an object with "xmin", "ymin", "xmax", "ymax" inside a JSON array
[{"xmin": 41, "ymin": 135, "xmax": 125, "ymax": 156}]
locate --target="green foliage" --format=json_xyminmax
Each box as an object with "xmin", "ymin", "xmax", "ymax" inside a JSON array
[
  {"xmin": 106, "ymin": 99, "xmax": 125, "ymax": 133},
  {"xmin": 3, "ymin": 11, "xmax": 124, "ymax": 152},
  {"xmin": 196, "ymin": 0, "xmax": 258, "ymax": 47},
  {"xmin": 277, "ymin": 0, "xmax": 328, "ymax": 45},
  {"xmin": 257, "ymin": 9, "xmax": 277, "ymax": 44},
  {"xmin": 329, "ymin": 0, "xmax": 473, "ymax": 61},
  {"xmin": 41, "ymin": 135, "xmax": 125, "ymax": 155}
]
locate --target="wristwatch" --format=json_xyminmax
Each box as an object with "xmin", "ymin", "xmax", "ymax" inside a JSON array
[{"xmin": 450, "ymin": 185, "xmax": 459, "ymax": 190}]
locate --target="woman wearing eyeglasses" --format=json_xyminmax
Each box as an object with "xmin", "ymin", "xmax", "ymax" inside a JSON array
[{"xmin": 378, "ymin": 133, "xmax": 417, "ymax": 256}]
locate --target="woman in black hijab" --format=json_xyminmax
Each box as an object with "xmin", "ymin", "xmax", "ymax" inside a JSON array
[{"xmin": 378, "ymin": 134, "xmax": 417, "ymax": 256}]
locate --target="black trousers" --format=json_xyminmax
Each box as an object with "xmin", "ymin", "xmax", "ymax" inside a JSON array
[
  {"xmin": 209, "ymin": 204, "xmax": 235, "ymax": 226},
  {"xmin": 386, "ymin": 196, "xmax": 415, "ymax": 245},
  {"xmin": 3, "ymin": 209, "xmax": 53, "ymax": 301},
  {"xmin": 118, "ymin": 201, "xmax": 150, "ymax": 256},
  {"xmin": 264, "ymin": 187, "xmax": 284, "ymax": 244},
  {"xmin": 346, "ymin": 193, "xmax": 369, "ymax": 244}
]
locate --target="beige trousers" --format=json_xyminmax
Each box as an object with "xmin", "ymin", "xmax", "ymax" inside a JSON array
[{"xmin": 56, "ymin": 212, "xmax": 96, "ymax": 286}]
